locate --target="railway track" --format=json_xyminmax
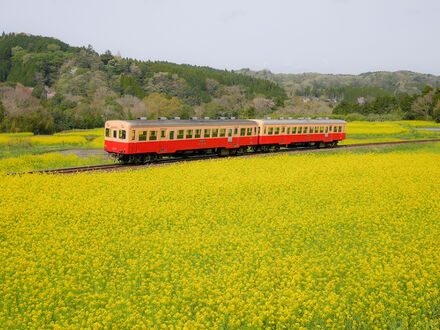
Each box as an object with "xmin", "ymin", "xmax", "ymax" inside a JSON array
[{"xmin": 8, "ymin": 138, "xmax": 440, "ymax": 175}]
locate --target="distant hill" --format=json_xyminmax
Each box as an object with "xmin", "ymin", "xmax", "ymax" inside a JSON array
[
  {"xmin": 236, "ymin": 69, "xmax": 440, "ymax": 96},
  {"xmin": 0, "ymin": 33, "xmax": 286, "ymax": 133}
]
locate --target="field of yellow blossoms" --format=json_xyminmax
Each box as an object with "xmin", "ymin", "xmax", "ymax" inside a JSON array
[{"xmin": 1, "ymin": 144, "xmax": 440, "ymax": 328}]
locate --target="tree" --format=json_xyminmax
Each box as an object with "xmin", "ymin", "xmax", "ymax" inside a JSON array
[{"xmin": 0, "ymin": 100, "xmax": 5, "ymax": 122}]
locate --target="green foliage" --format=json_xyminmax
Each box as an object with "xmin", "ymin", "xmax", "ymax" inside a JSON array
[
  {"xmin": 31, "ymin": 84, "xmax": 46, "ymax": 100},
  {"xmin": 120, "ymin": 74, "xmax": 144, "ymax": 98},
  {"xmin": 0, "ymin": 100, "xmax": 5, "ymax": 122}
]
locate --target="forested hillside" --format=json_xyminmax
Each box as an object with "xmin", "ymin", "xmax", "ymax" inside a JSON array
[
  {"xmin": 0, "ymin": 33, "xmax": 286, "ymax": 133},
  {"xmin": 1, "ymin": 32, "xmax": 440, "ymax": 134}
]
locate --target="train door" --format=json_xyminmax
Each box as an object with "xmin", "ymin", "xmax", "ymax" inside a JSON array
[{"xmin": 159, "ymin": 129, "xmax": 167, "ymax": 153}]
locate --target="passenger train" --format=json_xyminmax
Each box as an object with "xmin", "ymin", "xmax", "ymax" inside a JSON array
[{"xmin": 104, "ymin": 118, "xmax": 346, "ymax": 164}]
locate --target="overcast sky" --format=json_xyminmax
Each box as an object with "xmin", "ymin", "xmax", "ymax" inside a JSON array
[{"xmin": 1, "ymin": 0, "xmax": 439, "ymax": 75}]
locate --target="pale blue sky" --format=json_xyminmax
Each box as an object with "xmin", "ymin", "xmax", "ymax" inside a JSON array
[{"xmin": 1, "ymin": 0, "xmax": 439, "ymax": 75}]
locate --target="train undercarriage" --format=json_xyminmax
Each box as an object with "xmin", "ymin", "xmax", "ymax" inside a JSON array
[{"xmin": 112, "ymin": 140, "xmax": 339, "ymax": 165}]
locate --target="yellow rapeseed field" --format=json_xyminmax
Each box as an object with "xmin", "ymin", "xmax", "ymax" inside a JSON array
[{"xmin": 1, "ymin": 146, "xmax": 440, "ymax": 328}]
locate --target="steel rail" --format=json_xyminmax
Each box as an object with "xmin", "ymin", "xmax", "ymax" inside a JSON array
[{"xmin": 7, "ymin": 138, "xmax": 440, "ymax": 175}]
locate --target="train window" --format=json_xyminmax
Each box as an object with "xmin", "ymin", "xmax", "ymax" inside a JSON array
[
  {"xmin": 119, "ymin": 130, "xmax": 126, "ymax": 139},
  {"xmin": 139, "ymin": 131, "xmax": 147, "ymax": 141},
  {"xmin": 212, "ymin": 129, "xmax": 218, "ymax": 137},
  {"xmin": 149, "ymin": 131, "xmax": 157, "ymax": 141},
  {"xmin": 292, "ymin": 127, "xmax": 297, "ymax": 134},
  {"xmin": 298, "ymin": 127, "xmax": 302, "ymax": 134},
  {"xmin": 169, "ymin": 131, "xmax": 175, "ymax": 140},
  {"xmin": 240, "ymin": 128, "xmax": 246, "ymax": 136},
  {"xmin": 195, "ymin": 129, "xmax": 201, "ymax": 138},
  {"xmin": 258, "ymin": 127, "xmax": 261, "ymax": 134},
  {"xmin": 228, "ymin": 129, "xmax": 232, "ymax": 137},
  {"xmin": 234, "ymin": 128, "xmax": 238, "ymax": 135},
  {"xmin": 281, "ymin": 127, "xmax": 285, "ymax": 134},
  {"xmin": 264, "ymin": 128, "xmax": 267, "ymax": 134},
  {"xmin": 315, "ymin": 127, "xmax": 319, "ymax": 133},
  {"xmin": 161, "ymin": 130, "xmax": 166, "ymax": 138},
  {"xmin": 113, "ymin": 130, "xmax": 117, "ymax": 138},
  {"xmin": 247, "ymin": 127, "xmax": 252, "ymax": 136},
  {"xmin": 177, "ymin": 130, "xmax": 184, "ymax": 139},
  {"xmin": 320, "ymin": 127, "xmax": 324, "ymax": 133},
  {"xmin": 186, "ymin": 130, "xmax": 193, "ymax": 139},
  {"xmin": 339, "ymin": 126, "xmax": 342, "ymax": 133},
  {"xmin": 268, "ymin": 127, "xmax": 273, "ymax": 135},
  {"xmin": 287, "ymin": 127, "xmax": 291, "ymax": 134},
  {"xmin": 105, "ymin": 128, "xmax": 110, "ymax": 137},
  {"xmin": 131, "ymin": 130, "xmax": 136, "ymax": 140},
  {"xmin": 204, "ymin": 129, "xmax": 211, "ymax": 138},
  {"xmin": 329, "ymin": 126, "xmax": 333, "ymax": 132},
  {"xmin": 274, "ymin": 127, "xmax": 280, "ymax": 135},
  {"xmin": 325, "ymin": 126, "xmax": 328, "ymax": 133},
  {"xmin": 220, "ymin": 128, "xmax": 226, "ymax": 137}
]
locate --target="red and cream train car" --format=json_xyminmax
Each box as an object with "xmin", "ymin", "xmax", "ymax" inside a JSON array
[{"xmin": 104, "ymin": 118, "xmax": 346, "ymax": 163}]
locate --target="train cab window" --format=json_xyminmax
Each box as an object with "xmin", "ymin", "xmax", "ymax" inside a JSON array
[
  {"xmin": 325, "ymin": 126, "xmax": 328, "ymax": 133},
  {"xmin": 268, "ymin": 127, "xmax": 274, "ymax": 135},
  {"xmin": 119, "ymin": 130, "xmax": 126, "ymax": 139},
  {"xmin": 320, "ymin": 127, "xmax": 324, "ymax": 133},
  {"xmin": 234, "ymin": 128, "xmax": 238, "ymax": 135},
  {"xmin": 298, "ymin": 127, "xmax": 302, "ymax": 134},
  {"xmin": 186, "ymin": 130, "xmax": 193, "ymax": 139},
  {"xmin": 149, "ymin": 131, "xmax": 157, "ymax": 141},
  {"xmin": 139, "ymin": 131, "xmax": 147, "ymax": 141},
  {"xmin": 281, "ymin": 127, "xmax": 285, "ymax": 134},
  {"xmin": 220, "ymin": 128, "xmax": 226, "ymax": 137},
  {"xmin": 212, "ymin": 129, "xmax": 219, "ymax": 138},
  {"xmin": 113, "ymin": 130, "xmax": 117, "ymax": 138},
  {"xmin": 105, "ymin": 128, "xmax": 110, "ymax": 137},
  {"xmin": 177, "ymin": 130, "xmax": 184, "ymax": 139},
  {"xmin": 247, "ymin": 127, "xmax": 252, "ymax": 136},
  {"xmin": 240, "ymin": 128, "xmax": 246, "ymax": 136},
  {"xmin": 195, "ymin": 129, "xmax": 201, "ymax": 138},
  {"xmin": 131, "ymin": 130, "xmax": 136, "ymax": 140},
  {"xmin": 161, "ymin": 130, "xmax": 166, "ymax": 138},
  {"xmin": 169, "ymin": 131, "xmax": 175, "ymax": 140},
  {"xmin": 274, "ymin": 127, "xmax": 280, "ymax": 135},
  {"xmin": 204, "ymin": 129, "xmax": 211, "ymax": 138},
  {"xmin": 228, "ymin": 129, "xmax": 233, "ymax": 137}
]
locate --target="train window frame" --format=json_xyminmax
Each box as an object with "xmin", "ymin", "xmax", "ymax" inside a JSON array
[
  {"xmin": 281, "ymin": 127, "xmax": 285, "ymax": 134},
  {"xmin": 240, "ymin": 128, "xmax": 246, "ymax": 136},
  {"xmin": 204, "ymin": 129, "xmax": 211, "ymax": 138},
  {"xmin": 264, "ymin": 128, "xmax": 267, "ymax": 135},
  {"xmin": 195, "ymin": 129, "xmax": 201, "ymax": 138},
  {"xmin": 325, "ymin": 126, "xmax": 328, "ymax": 133},
  {"xmin": 228, "ymin": 129, "xmax": 233, "ymax": 137},
  {"xmin": 220, "ymin": 128, "xmax": 226, "ymax": 137},
  {"xmin": 212, "ymin": 128, "xmax": 219, "ymax": 138},
  {"xmin": 320, "ymin": 127, "xmax": 324, "ymax": 133},
  {"xmin": 131, "ymin": 130, "xmax": 136, "ymax": 140},
  {"xmin": 339, "ymin": 126, "xmax": 342, "ymax": 133},
  {"xmin": 268, "ymin": 127, "xmax": 274, "ymax": 135},
  {"xmin": 177, "ymin": 130, "xmax": 184, "ymax": 139},
  {"xmin": 292, "ymin": 127, "xmax": 297, "ymax": 134},
  {"xmin": 234, "ymin": 128, "xmax": 238, "ymax": 135},
  {"xmin": 169, "ymin": 131, "xmax": 175, "ymax": 140},
  {"xmin": 139, "ymin": 131, "xmax": 147, "ymax": 141},
  {"xmin": 258, "ymin": 127, "xmax": 261, "ymax": 134},
  {"xmin": 105, "ymin": 128, "xmax": 110, "ymax": 137},
  {"xmin": 186, "ymin": 129, "xmax": 193, "ymax": 139},
  {"xmin": 149, "ymin": 130, "xmax": 157, "ymax": 141},
  {"xmin": 113, "ymin": 130, "xmax": 117, "ymax": 138},
  {"xmin": 119, "ymin": 130, "xmax": 126, "ymax": 140},
  {"xmin": 298, "ymin": 127, "xmax": 302, "ymax": 134},
  {"xmin": 287, "ymin": 127, "xmax": 290, "ymax": 134},
  {"xmin": 329, "ymin": 126, "xmax": 332, "ymax": 132},
  {"xmin": 314, "ymin": 127, "xmax": 319, "ymax": 133},
  {"xmin": 247, "ymin": 127, "xmax": 252, "ymax": 136},
  {"xmin": 274, "ymin": 127, "xmax": 280, "ymax": 135},
  {"xmin": 161, "ymin": 130, "xmax": 166, "ymax": 138}
]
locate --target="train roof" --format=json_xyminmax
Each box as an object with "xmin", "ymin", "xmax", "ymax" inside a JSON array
[
  {"xmin": 110, "ymin": 119, "xmax": 258, "ymax": 127},
  {"xmin": 258, "ymin": 119, "xmax": 346, "ymax": 125}
]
